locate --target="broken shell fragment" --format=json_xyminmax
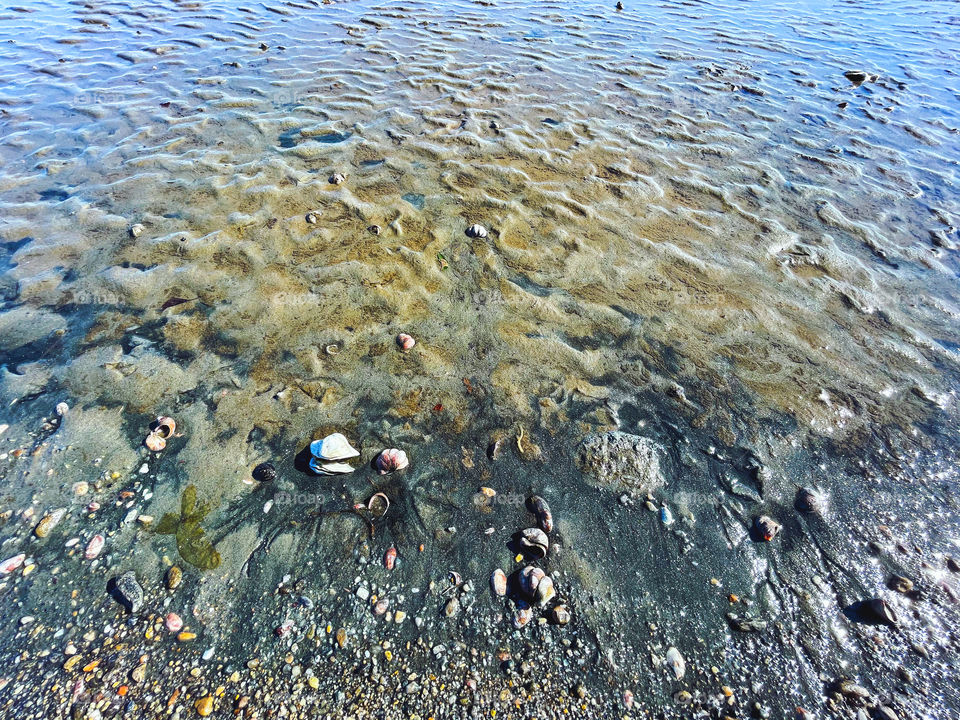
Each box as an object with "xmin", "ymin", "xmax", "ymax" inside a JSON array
[
  {"xmin": 528, "ymin": 495, "xmax": 553, "ymax": 533},
  {"xmin": 310, "ymin": 433, "xmax": 360, "ymax": 462},
  {"xmin": 305, "ymin": 212, "xmax": 319, "ymax": 224},
  {"xmin": 252, "ymin": 462, "xmax": 276, "ymax": 482},
  {"xmin": 519, "ymin": 527, "xmax": 549, "ymax": 559},
  {"xmin": 367, "ymin": 492, "xmax": 390, "ymax": 518},
  {"xmin": 373, "ymin": 598, "xmax": 389, "ymax": 615},
  {"xmin": 491, "ymin": 569, "xmax": 507, "ymax": 597},
  {"xmin": 329, "ymin": 172, "xmax": 346, "ymax": 185},
  {"xmin": 550, "ymin": 604, "xmax": 571, "ymax": 625},
  {"xmin": 396, "ymin": 333, "xmax": 416, "ymax": 352},
  {"xmin": 368, "ymin": 224, "xmax": 381, "ymax": 235},
  {"xmin": 375, "ymin": 448, "xmax": 409, "ymax": 475},
  {"xmin": 309, "ymin": 458, "xmax": 355, "ymax": 475},
  {"xmin": 443, "ymin": 596, "xmax": 460, "ymax": 618},
  {"xmin": 754, "ymin": 515, "xmax": 781, "ymax": 541},
  {"xmin": 465, "ymin": 224, "xmax": 487, "ymax": 239},
  {"xmin": 144, "ymin": 433, "xmax": 166, "ymax": 452},
  {"xmin": 888, "ymin": 575, "xmax": 914, "ymax": 594}
]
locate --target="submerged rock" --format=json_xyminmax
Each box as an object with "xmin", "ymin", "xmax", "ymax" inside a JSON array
[
  {"xmin": 577, "ymin": 431, "xmax": 665, "ymax": 493},
  {"xmin": 111, "ymin": 571, "xmax": 144, "ymax": 613}
]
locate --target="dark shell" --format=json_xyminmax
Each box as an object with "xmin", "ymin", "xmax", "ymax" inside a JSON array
[
  {"xmin": 252, "ymin": 462, "xmax": 277, "ymax": 482},
  {"xmin": 866, "ymin": 597, "xmax": 898, "ymax": 626},
  {"xmin": 527, "ymin": 495, "xmax": 554, "ymax": 533},
  {"xmin": 753, "ymin": 515, "xmax": 781, "ymax": 541},
  {"xmin": 794, "ymin": 487, "xmax": 821, "ymax": 514}
]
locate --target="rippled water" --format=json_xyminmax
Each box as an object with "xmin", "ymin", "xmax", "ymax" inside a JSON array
[{"xmin": 0, "ymin": 0, "xmax": 958, "ymax": 717}]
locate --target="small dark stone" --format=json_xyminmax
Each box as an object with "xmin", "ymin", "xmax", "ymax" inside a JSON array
[
  {"xmin": 110, "ymin": 571, "xmax": 144, "ymax": 613},
  {"xmin": 794, "ymin": 487, "xmax": 821, "ymax": 513},
  {"xmin": 947, "ymin": 556, "xmax": 960, "ymax": 573},
  {"xmin": 253, "ymin": 462, "xmax": 277, "ymax": 482}
]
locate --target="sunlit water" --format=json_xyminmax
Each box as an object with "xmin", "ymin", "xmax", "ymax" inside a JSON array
[{"xmin": 0, "ymin": 0, "xmax": 958, "ymax": 717}]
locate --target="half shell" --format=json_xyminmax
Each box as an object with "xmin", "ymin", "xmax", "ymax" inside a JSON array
[{"xmin": 310, "ymin": 433, "xmax": 359, "ymax": 461}]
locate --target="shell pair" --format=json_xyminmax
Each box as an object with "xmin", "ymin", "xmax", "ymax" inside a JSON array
[{"xmin": 144, "ymin": 416, "xmax": 176, "ymax": 451}]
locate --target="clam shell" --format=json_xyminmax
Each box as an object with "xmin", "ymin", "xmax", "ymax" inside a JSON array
[
  {"xmin": 519, "ymin": 527, "xmax": 549, "ymax": 559},
  {"xmin": 84, "ymin": 534, "xmax": 105, "ymax": 560},
  {"xmin": 665, "ymin": 647, "xmax": 686, "ymax": 679},
  {"xmin": 0, "ymin": 554, "xmax": 25, "ymax": 574},
  {"xmin": 145, "ymin": 433, "xmax": 166, "ymax": 451},
  {"xmin": 512, "ymin": 602, "xmax": 532, "ymax": 629},
  {"xmin": 490, "ymin": 569, "xmax": 507, "ymax": 597},
  {"xmin": 309, "ymin": 458, "xmax": 355, "ymax": 475},
  {"xmin": 396, "ymin": 333, "xmax": 416, "ymax": 351},
  {"xmin": 519, "ymin": 566, "xmax": 545, "ymax": 597},
  {"xmin": 376, "ymin": 448, "xmax": 409, "ymax": 475},
  {"xmin": 534, "ymin": 575, "xmax": 556, "ymax": 605},
  {"xmin": 310, "ymin": 433, "xmax": 359, "ymax": 461}
]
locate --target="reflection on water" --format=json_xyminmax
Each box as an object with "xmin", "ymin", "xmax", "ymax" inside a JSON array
[{"xmin": 0, "ymin": 0, "xmax": 958, "ymax": 716}]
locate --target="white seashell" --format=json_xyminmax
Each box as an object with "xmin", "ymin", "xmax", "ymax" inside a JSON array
[
  {"xmin": 84, "ymin": 535, "xmax": 105, "ymax": 560},
  {"xmin": 310, "ymin": 433, "xmax": 359, "ymax": 461},
  {"xmin": 665, "ymin": 647, "xmax": 685, "ymax": 679},
  {"xmin": 465, "ymin": 224, "xmax": 488, "ymax": 239},
  {"xmin": 309, "ymin": 457, "xmax": 356, "ymax": 475},
  {"xmin": 0, "ymin": 554, "xmax": 25, "ymax": 574},
  {"xmin": 375, "ymin": 448, "xmax": 408, "ymax": 475}
]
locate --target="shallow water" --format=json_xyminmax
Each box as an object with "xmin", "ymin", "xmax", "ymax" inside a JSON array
[{"xmin": 0, "ymin": 0, "xmax": 958, "ymax": 717}]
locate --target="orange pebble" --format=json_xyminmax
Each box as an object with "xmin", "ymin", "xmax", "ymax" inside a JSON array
[
  {"xmin": 728, "ymin": 594, "xmax": 739, "ymax": 603},
  {"xmin": 118, "ymin": 685, "xmax": 128, "ymax": 696}
]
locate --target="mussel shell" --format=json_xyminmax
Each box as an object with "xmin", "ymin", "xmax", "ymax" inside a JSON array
[
  {"xmin": 252, "ymin": 462, "xmax": 277, "ymax": 482},
  {"xmin": 519, "ymin": 566, "xmax": 545, "ymax": 597},
  {"xmin": 867, "ymin": 597, "xmax": 898, "ymax": 626},
  {"xmin": 519, "ymin": 527, "xmax": 549, "ymax": 558},
  {"xmin": 528, "ymin": 495, "xmax": 553, "ymax": 533}
]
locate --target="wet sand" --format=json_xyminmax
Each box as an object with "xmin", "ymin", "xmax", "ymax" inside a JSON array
[{"xmin": 0, "ymin": 0, "xmax": 958, "ymax": 718}]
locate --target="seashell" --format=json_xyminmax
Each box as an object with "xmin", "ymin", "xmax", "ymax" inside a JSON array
[
  {"xmin": 55, "ymin": 402, "xmax": 69, "ymax": 416},
  {"xmin": 308, "ymin": 458, "xmax": 355, "ymax": 475},
  {"xmin": 367, "ymin": 492, "xmax": 390, "ymax": 518},
  {"xmin": 888, "ymin": 575, "xmax": 913, "ymax": 594},
  {"xmin": 519, "ymin": 527, "xmax": 549, "ymax": 559},
  {"xmin": 534, "ymin": 575, "xmax": 556, "ymax": 605},
  {"xmin": 465, "ymin": 224, "xmax": 487, "ymax": 239},
  {"xmin": 480, "ymin": 487, "xmax": 496, "ymax": 498},
  {"xmin": 512, "ymin": 601, "xmax": 532, "ymax": 629},
  {"xmin": 866, "ymin": 597, "xmax": 898, "ymax": 626},
  {"xmin": 310, "ymin": 433, "xmax": 360, "ymax": 461},
  {"xmin": 491, "ymin": 568, "xmax": 507, "ymax": 597},
  {"xmin": 165, "ymin": 613, "xmax": 183, "ymax": 632},
  {"xmin": 444, "ymin": 596, "xmax": 460, "ymax": 618},
  {"xmin": 551, "ymin": 604, "xmax": 571, "ymax": 625},
  {"xmin": 35, "ymin": 508, "xmax": 66, "ymax": 538},
  {"xmin": 373, "ymin": 598, "xmax": 389, "ymax": 615},
  {"xmin": 368, "ymin": 224, "xmax": 381, "ymax": 235},
  {"xmin": 396, "ymin": 333, "xmax": 416, "ymax": 352},
  {"xmin": 84, "ymin": 534, "xmax": 105, "ymax": 560},
  {"xmin": 376, "ymin": 448, "xmax": 408, "ymax": 475},
  {"xmin": 144, "ymin": 433, "xmax": 166, "ymax": 451},
  {"xmin": 324, "ymin": 343, "xmax": 341, "ymax": 356},
  {"xmin": 252, "ymin": 462, "xmax": 276, "ymax": 482},
  {"xmin": 660, "ymin": 506, "xmax": 674, "ymax": 525},
  {"xmin": 166, "ymin": 566, "xmax": 182, "ymax": 590},
  {"xmin": 275, "ymin": 619, "xmax": 295, "ymax": 637},
  {"xmin": 753, "ymin": 515, "xmax": 781, "ymax": 541},
  {"xmin": 329, "ymin": 172, "xmax": 346, "ymax": 185},
  {"xmin": 305, "ymin": 212, "xmax": 319, "ymax": 224},
  {"xmin": 384, "ymin": 546, "xmax": 397, "ymax": 570},
  {"xmin": 794, "ymin": 487, "xmax": 822, "ymax": 513},
  {"xmin": 519, "ymin": 566, "xmax": 546, "ymax": 597},
  {"xmin": 336, "ymin": 627, "xmax": 347, "ymax": 647},
  {"xmin": 0, "ymin": 554, "xmax": 25, "ymax": 574},
  {"xmin": 129, "ymin": 223, "xmax": 144, "ymax": 238},
  {"xmin": 528, "ymin": 495, "xmax": 553, "ymax": 533},
  {"xmin": 154, "ymin": 417, "xmax": 176, "ymax": 439},
  {"xmin": 665, "ymin": 647, "xmax": 686, "ymax": 679}
]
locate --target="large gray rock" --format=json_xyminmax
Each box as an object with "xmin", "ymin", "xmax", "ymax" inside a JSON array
[
  {"xmin": 111, "ymin": 570, "xmax": 144, "ymax": 613},
  {"xmin": 577, "ymin": 431, "xmax": 665, "ymax": 493}
]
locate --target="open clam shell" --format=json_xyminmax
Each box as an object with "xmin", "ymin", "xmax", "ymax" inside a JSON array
[
  {"xmin": 519, "ymin": 527, "xmax": 549, "ymax": 559},
  {"xmin": 310, "ymin": 433, "xmax": 359, "ymax": 462},
  {"xmin": 308, "ymin": 457, "xmax": 356, "ymax": 475}
]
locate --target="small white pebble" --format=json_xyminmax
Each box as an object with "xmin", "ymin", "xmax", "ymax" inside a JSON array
[{"xmin": 138, "ymin": 464, "xmax": 149, "ymax": 474}]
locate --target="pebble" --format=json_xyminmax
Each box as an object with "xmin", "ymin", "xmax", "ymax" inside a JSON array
[
  {"xmin": 166, "ymin": 566, "xmax": 182, "ymax": 590},
  {"xmin": 112, "ymin": 571, "xmax": 144, "ymax": 613},
  {"xmin": 55, "ymin": 401, "xmax": 69, "ymax": 416},
  {"xmin": 129, "ymin": 223, "xmax": 145, "ymax": 238},
  {"xmin": 305, "ymin": 212, "xmax": 319, "ymax": 224},
  {"xmin": 329, "ymin": 172, "xmax": 346, "ymax": 185},
  {"xmin": 195, "ymin": 696, "xmax": 213, "ymax": 716}
]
